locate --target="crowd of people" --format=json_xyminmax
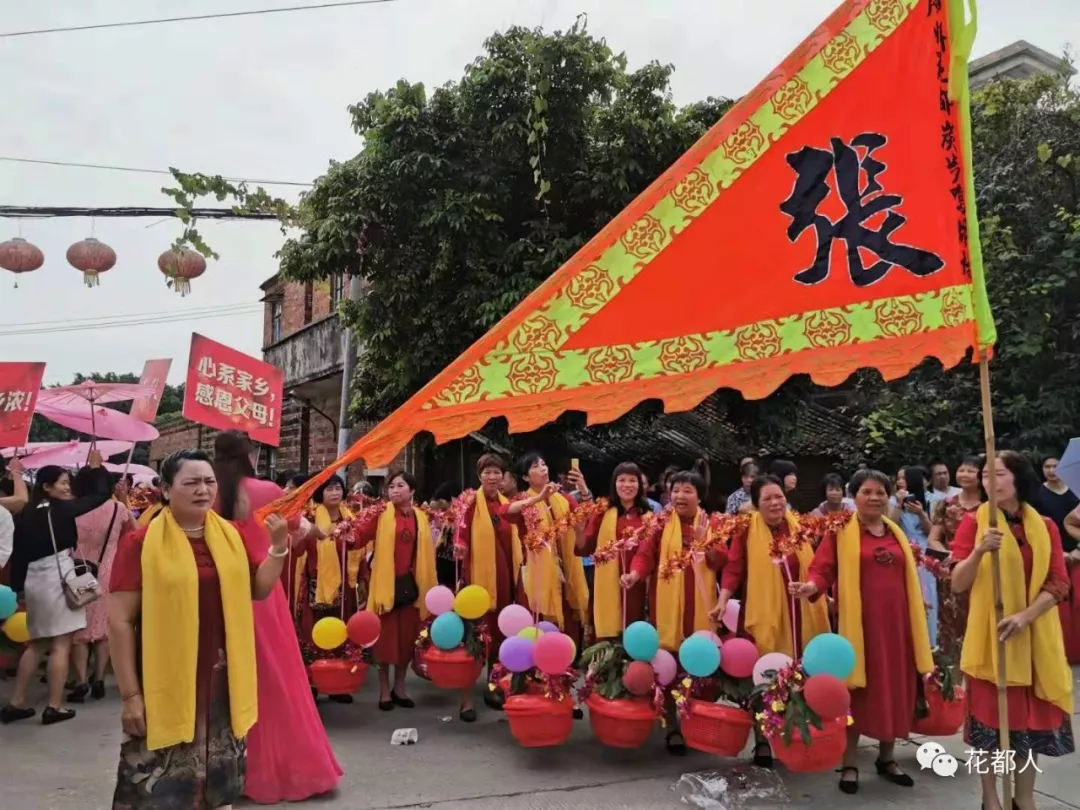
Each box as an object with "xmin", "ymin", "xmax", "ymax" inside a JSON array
[{"xmin": 0, "ymin": 438, "xmax": 1076, "ymax": 810}]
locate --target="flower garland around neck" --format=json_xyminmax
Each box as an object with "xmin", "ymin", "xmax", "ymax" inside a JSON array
[
  {"xmin": 514, "ymin": 492, "xmax": 608, "ymax": 554},
  {"xmin": 331, "ymin": 499, "xmax": 388, "ymax": 553},
  {"xmin": 641, "ymin": 507, "xmax": 735, "ymax": 580}
]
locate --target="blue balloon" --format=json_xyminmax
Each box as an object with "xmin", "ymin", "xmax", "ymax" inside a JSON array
[
  {"xmin": 0, "ymin": 586, "xmax": 14, "ymax": 621},
  {"xmin": 430, "ymin": 612, "xmax": 465, "ymax": 650},
  {"xmin": 679, "ymin": 634, "xmax": 721, "ymax": 678},
  {"xmin": 623, "ymin": 621, "xmax": 660, "ymax": 662},
  {"xmin": 802, "ymin": 633, "xmax": 855, "ymax": 680}
]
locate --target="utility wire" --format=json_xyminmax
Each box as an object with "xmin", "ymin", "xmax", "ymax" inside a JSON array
[
  {"xmin": 0, "ymin": 306, "xmax": 262, "ymax": 337},
  {"xmin": 3, "ymin": 302, "xmax": 260, "ymax": 329},
  {"xmin": 0, "ymin": 0, "xmax": 402, "ymax": 38},
  {"xmin": 0, "ymin": 156, "xmax": 311, "ymax": 187},
  {"xmin": 0, "ymin": 205, "xmax": 284, "ymax": 220}
]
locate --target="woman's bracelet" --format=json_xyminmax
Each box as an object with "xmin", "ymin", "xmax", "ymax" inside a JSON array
[
  {"xmin": 121, "ymin": 692, "xmax": 142, "ymax": 702},
  {"xmin": 267, "ymin": 545, "xmax": 289, "ymax": 559}
]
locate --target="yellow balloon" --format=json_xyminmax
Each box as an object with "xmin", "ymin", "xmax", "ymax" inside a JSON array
[
  {"xmin": 517, "ymin": 626, "xmax": 542, "ymax": 642},
  {"xmin": 312, "ymin": 617, "xmax": 348, "ymax": 650},
  {"xmin": 453, "ymin": 585, "xmax": 491, "ymax": 620},
  {"xmin": 2, "ymin": 611, "xmax": 29, "ymax": 644}
]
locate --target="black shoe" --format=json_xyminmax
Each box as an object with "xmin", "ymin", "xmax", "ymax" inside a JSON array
[
  {"xmin": 484, "ymin": 687, "xmax": 505, "ymax": 711},
  {"xmin": 460, "ymin": 707, "xmax": 478, "ymax": 723},
  {"xmin": 0, "ymin": 705, "xmax": 35, "ymax": 724},
  {"xmin": 378, "ymin": 698, "xmax": 395, "ymax": 711},
  {"xmin": 572, "ymin": 707, "xmax": 584, "ymax": 720},
  {"xmin": 753, "ymin": 741, "xmax": 774, "ymax": 768},
  {"xmin": 390, "ymin": 691, "xmax": 414, "ymax": 709},
  {"xmin": 838, "ymin": 766, "xmax": 859, "ymax": 794},
  {"xmin": 41, "ymin": 707, "xmax": 76, "ymax": 726},
  {"xmin": 67, "ymin": 683, "xmax": 89, "ymax": 704},
  {"xmin": 875, "ymin": 759, "xmax": 914, "ymax": 787},
  {"xmin": 328, "ymin": 694, "xmax": 354, "ymax": 704},
  {"xmin": 90, "ymin": 680, "xmax": 105, "ymax": 700},
  {"xmin": 666, "ymin": 730, "xmax": 688, "ymax": 756}
]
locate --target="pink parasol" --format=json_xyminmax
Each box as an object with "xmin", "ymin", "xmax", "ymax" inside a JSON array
[
  {"xmin": 14, "ymin": 440, "xmax": 134, "ymax": 468},
  {"xmin": 37, "ymin": 381, "xmax": 158, "ymax": 408},
  {"xmin": 35, "ymin": 402, "xmax": 159, "ymax": 442},
  {"xmin": 104, "ymin": 462, "xmax": 157, "ymax": 482},
  {"xmin": 1, "ymin": 441, "xmax": 70, "ymax": 457}
]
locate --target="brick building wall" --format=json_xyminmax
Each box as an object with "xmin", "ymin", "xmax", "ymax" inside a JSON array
[{"xmin": 262, "ymin": 277, "xmax": 341, "ymax": 348}]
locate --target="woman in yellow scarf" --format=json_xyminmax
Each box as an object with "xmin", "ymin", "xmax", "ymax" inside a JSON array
[
  {"xmin": 790, "ymin": 470, "xmax": 933, "ymax": 795},
  {"xmin": 949, "ymin": 451, "xmax": 1074, "ymax": 810},
  {"xmin": 453, "ymin": 453, "xmax": 523, "ymax": 719},
  {"xmin": 104, "ymin": 448, "xmax": 289, "ymax": 810},
  {"xmin": 712, "ymin": 474, "xmax": 831, "ymax": 769},
  {"xmin": 578, "ymin": 462, "xmax": 651, "ymax": 639},
  {"xmin": 620, "ymin": 469, "xmax": 726, "ymax": 756},
  {"xmin": 355, "ymin": 471, "xmax": 436, "ymax": 711}
]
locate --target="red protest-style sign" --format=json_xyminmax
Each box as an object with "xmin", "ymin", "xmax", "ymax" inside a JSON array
[
  {"xmin": 0, "ymin": 362, "xmax": 47, "ymax": 447},
  {"xmin": 129, "ymin": 358, "xmax": 173, "ymax": 423},
  {"xmin": 182, "ymin": 334, "xmax": 284, "ymax": 446}
]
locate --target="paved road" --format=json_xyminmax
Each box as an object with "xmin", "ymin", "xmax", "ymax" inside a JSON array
[{"xmin": 2, "ymin": 668, "xmax": 1079, "ymax": 809}]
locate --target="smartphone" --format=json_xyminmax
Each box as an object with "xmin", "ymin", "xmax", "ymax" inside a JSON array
[
  {"xmin": 570, "ymin": 458, "xmax": 580, "ymax": 471},
  {"xmin": 902, "ymin": 495, "xmax": 920, "ymax": 506}
]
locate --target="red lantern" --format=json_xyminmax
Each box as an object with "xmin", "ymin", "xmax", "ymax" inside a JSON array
[
  {"xmin": 66, "ymin": 237, "xmax": 116, "ymax": 287},
  {"xmin": 158, "ymin": 248, "xmax": 206, "ymax": 297},
  {"xmin": 0, "ymin": 237, "xmax": 44, "ymax": 286}
]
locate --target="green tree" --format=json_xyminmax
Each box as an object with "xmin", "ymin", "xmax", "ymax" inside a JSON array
[
  {"xmin": 858, "ymin": 70, "xmax": 1080, "ymax": 468},
  {"xmin": 166, "ymin": 19, "xmax": 732, "ymax": 420}
]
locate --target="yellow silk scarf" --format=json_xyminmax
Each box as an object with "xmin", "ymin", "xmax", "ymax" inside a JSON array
[
  {"xmin": 593, "ymin": 507, "xmax": 624, "ymax": 639},
  {"xmin": 369, "ymin": 504, "xmax": 437, "ymax": 618},
  {"xmin": 470, "ymin": 493, "xmax": 499, "ymax": 602},
  {"xmin": 522, "ymin": 491, "xmax": 589, "ymax": 630},
  {"xmin": 961, "ymin": 505, "xmax": 1073, "ymax": 714},
  {"xmin": 313, "ymin": 503, "xmax": 354, "ymax": 604},
  {"xmin": 744, "ymin": 512, "xmax": 830, "ymax": 657},
  {"xmin": 837, "ymin": 516, "xmax": 933, "ymax": 688},
  {"xmin": 136, "ymin": 502, "xmax": 163, "ymax": 528},
  {"xmin": 141, "ymin": 508, "xmax": 257, "ymax": 751},
  {"xmin": 657, "ymin": 510, "xmax": 717, "ymax": 653}
]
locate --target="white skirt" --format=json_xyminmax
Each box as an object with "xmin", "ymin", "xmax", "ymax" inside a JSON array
[{"xmin": 25, "ymin": 550, "xmax": 86, "ymax": 640}]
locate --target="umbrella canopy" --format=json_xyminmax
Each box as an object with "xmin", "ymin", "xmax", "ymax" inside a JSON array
[
  {"xmin": 1, "ymin": 441, "xmax": 70, "ymax": 457},
  {"xmin": 104, "ymin": 462, "xmax": 157, "ymax": 483},
  {"xmin": 1055, "ymin": 438, "xmax": 1080, "ymax": 498},
  {"xmin": 14, "ymin": 440, "xmax": 134, "ymax": 468},
  {"xmin": 37, "ymin": 381, "xmax": 158, "ymax": 408},
  {"xmin": 36, "ymin": 402, "xmax": 159, "ymax": 442}
]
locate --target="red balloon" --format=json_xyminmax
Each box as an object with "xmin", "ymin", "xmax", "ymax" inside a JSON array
[
  {"xmin": 346, "ymin": 610, "xmax": 381, "ymax": 647},
  {"xmin": 622, "ymin": 660, "xmax": 656, "ymax": 696},
  {"xmin": 802, "ymin": 673, "xmax": 850, "ymax": 720}
]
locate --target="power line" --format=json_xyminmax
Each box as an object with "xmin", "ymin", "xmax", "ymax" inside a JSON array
[
  {"xmin": 3, "ymin": 302, "xmax": 260, "ymax": 329},
  {"xmin": 0, "ymin": 205, "xmax": 284, "ymax": 220},
  {"xmin": 0, "ymin": 156, "xmax": 311, "ymax": 188},
  {"xmin": 0, "ymin": 305, "xmax": 262, "ymax": 337},
  {"xmin": 0, "ymin": 0, "xmax": 402, "ymax": 38}
]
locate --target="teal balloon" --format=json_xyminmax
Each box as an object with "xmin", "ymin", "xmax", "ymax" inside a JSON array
[
  {"xmin": 431, "ymin": 612, "xmax": 465, "ymax": 650},
  {"xmin": 623, "ymin": 621, "xmax": 660, "ymax": 662},
  {"xmin": 802, "ymin": 633, "xmax": 855, "ymax": 680},
  {"xmin": 678, "ymin": 634, "xmax": 721, "ymax": 678},
  {"xmin": 0, "ymin": 586, "xmax": 14, "ymax": 621}
]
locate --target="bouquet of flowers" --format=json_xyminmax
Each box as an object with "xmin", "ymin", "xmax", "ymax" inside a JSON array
[{"xmin": 753, "ymin": 662, "xmax": 853, "ymax": 746}]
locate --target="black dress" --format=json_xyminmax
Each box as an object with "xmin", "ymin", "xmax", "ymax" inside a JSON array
[{"xmin": 1035, "ymin": 486, "xmax": 1079, "ymax": 552}]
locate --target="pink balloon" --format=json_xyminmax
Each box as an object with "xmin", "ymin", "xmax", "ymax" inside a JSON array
[
  {"xmin": 651, "ymin": 649, "xmax": 678, "ymax": 686},
  {"xmin": 533, "ymin": 631, "xmax": 576, "ymax": 675},
  {"xmin": 693, "ymin": 629, "xmax": 723, "ymax": 646},
  {"xmin": 497, "ymin": 605, "xmax": 533, "ymax": 639},
  {"xmin": 752, "ymin": 651, "xmax": 793, "ymax": 686},
  {"xmin": 719, "ymin": 637, "xmax": 759, "ymax": 679},
  {"xmin": 722, "ymin": 599, "xmax": 741, "ymax": 633},
  {"xmin": 424, "ymin": 586, "xmax": 455, "ymax": 617}
]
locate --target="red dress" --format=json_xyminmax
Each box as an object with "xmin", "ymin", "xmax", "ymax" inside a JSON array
[
  {"xmin": 808, "ymin": 528, "xmax": 918, "ymax": 741},
  {"xmin": 579, "ymin": 508, "xmax": 647, "ymax": 639},
  {"xmin": 951, "ymin": 513, "xmax": 1075, "ymax": 756},
  {"xmin": 455, "ymin": 494, "xmax": 517, "ymax": 649},
  {"xmin": 631, "ymin": 517, "xmax": 727, "ymax": 648},
  {"xmin": 296, "ymin": 524, "xmax": 359, "ymax": 660},
  {"xmin": 357, "ymin": 509, "xmax": 421, "ymax": 668},
  {"xmin": 507, "ymin": 495, "xmax": 584, "ymax": 645},
  {"xmin": 1061, "ymin": 507, "xmax": 1080, "ymax": 665},
  {"xmin": 722, "ymin": 524, "xmax": 806, "ymax": 653}
]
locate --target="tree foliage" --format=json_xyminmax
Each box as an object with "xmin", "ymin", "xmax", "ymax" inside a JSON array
[
  {"xmin": 858, "ymin": 71, "xmax": 1080, "ymax": 467},
  {"xmin": 166, "ymin": 19, "xmax": 732, "ymax": 420},
  {"xmin": 28, "ymin": 372, "xmax": 183, "ymax": 466}
]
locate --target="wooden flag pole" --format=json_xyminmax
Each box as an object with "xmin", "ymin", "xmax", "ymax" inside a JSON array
[{"xmin": 978, "ymin": 353, "xmax": 1011, "ymax": 809}]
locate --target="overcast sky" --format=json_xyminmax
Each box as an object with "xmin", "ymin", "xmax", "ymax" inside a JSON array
[{"xmin": 1, "ymin": 0, "xmax": 1075, "ymax": 386}]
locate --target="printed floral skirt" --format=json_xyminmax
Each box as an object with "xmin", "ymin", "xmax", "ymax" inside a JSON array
[
  {"xmin": 112, "ymin": 662, "xmax": 246, "ymax": 810},
  {"xmin": 966, "ymin": 714, "xmax": 1076, "ymax": 759}
]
